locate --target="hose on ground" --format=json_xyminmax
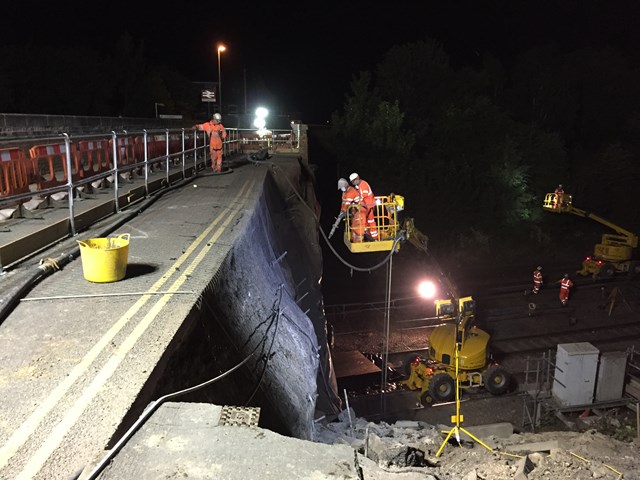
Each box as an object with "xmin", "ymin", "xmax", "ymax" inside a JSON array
[{"xmin": 0, "ymin": 172, "xmax": 204, "ymax": 324}]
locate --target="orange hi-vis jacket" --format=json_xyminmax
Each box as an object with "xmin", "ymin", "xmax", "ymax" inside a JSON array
[
  {"xmin": 354, "ymin": 179, "xmax": 378, "ymax": 239},
  {"xmin": 341, "ymin": 186, "xmax": 362, "ymax": 213},
  {"xmin": 355, "ymin": 179, "xmax": 375, "ymax": 209},
  {"xmin": 559, "ymin": 277, "xmax": 573, "ymax": 303},
  {"xmin": 197, "ymin": 120, "xmax": 227, "ymax": 149},
  {"xmin": 533, "ymin": 270, "xmax": 543, "ymax": 286}
]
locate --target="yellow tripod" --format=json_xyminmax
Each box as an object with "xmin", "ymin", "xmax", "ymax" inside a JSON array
[{"xmin": 435, "ymin": 332, "xmax": 494, "ymax": 457}]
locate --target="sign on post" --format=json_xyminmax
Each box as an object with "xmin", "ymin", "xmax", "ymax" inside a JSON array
[{"xmin": 201, "ymin": 89, "xmax": 217, "ymax": 103}]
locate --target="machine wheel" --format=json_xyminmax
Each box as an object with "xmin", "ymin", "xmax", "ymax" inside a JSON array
[
  {"xmin": 629, "ymin": 261, "xmax": 640, "ymax": 278},
  {"xmin": 599, "ymin": 263, "xmax": 615, "ymax": 278},
  {"xmin": 419, "ymin": 391, "xmax": 434, "ymax": 407},
  {"xmin": 428, "ymin": 373, "xmax": 455, "ymax": 402},
  {"xmin": 484, "ymin": 366, "xmax": 511, "ymax": 395}
]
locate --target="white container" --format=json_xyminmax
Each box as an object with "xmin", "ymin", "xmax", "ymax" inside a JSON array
[
  {"xmin": 595, "ymin": 351, "xmax": 627, "ymax": 402},
  {"xmin": 552, "ymin": 342, "xmax": 599, "ymax": 406}
]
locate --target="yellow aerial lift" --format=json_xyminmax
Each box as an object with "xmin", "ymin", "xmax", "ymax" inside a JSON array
[
  {"xmin": 329, "ymin": 194, "xmax": 511, "ymax": 404},
  {"xmin": 400, "ymin": 247, "xmax": 510, "ymax": 405},
  {"xmin": 543, "ymin": 192, "xmax": 640, "ymax": 277},
  {"xmin": 329, "ymin": 194, "xmax": 406, "ymax": 253}
]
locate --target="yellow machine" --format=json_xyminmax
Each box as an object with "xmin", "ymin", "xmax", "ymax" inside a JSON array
[
  {"xmin": 543, "ymin": 193, "xmax": 640, "ymax": 277},
  {"xmin": 329, "ymin": 195, "xmax": 510, "ymax": 404},
  {"xmin": 399, "ymin": 221, "xmax": 511, "ymax": 405},
  {"xmin": 402, "ymin": 288, "xmax": 511, "ymax": 405}
]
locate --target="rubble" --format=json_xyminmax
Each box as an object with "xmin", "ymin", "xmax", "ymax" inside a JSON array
[{"xmin": 314, "ymin": 408, "xmax": 640, "ymax": 479}]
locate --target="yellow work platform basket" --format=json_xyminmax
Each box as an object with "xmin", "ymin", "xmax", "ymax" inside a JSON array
[{"xmin": 344, "ymin": 194, "xmax": 404, "ymax": 253}]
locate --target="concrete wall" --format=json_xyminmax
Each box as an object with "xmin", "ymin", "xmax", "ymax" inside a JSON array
[
  {"xmin": 210, "ymin": 164, "xmax": 341, "ymax": 438},
  {"xmin": 112, "ymin": 157, "xmax": 339, "ymax": 442},
  {"xmin": 0, "ymin": 113, "xmax": 187, "ymax": 137},
  {"xmin": 0, "ymin": 113, "xmax": 298, "ymax": 137}
]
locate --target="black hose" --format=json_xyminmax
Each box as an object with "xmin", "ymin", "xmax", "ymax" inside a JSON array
[{"xmin": 0, "ymin": 173, "xmax": 201, "ymax": 324}]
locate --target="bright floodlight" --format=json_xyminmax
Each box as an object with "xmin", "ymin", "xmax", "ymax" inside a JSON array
[
  {"xmin": 253, "ymin": 117, "xmax": 266, "ymax": 129},
  {"xmin": 417, "ymin": 280, "xmax": 436, "ymax": 299},
  {"xmin": 255, "ymin": 107, "xmax": 269, "ymax": 118}
]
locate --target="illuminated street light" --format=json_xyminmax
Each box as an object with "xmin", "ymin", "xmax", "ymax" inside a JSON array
[
  {"xmin": 417, "ymin": 280, "xmax": 436, "ymax": 299},
  {"xmin": 217, "ymin": 44, "xmax": 226, "ymax": 113}
]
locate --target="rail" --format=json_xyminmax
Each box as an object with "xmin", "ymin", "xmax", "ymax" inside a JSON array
[{"xmin": 0, "ymin": 126, "xmax": 298, "ymax": 238}]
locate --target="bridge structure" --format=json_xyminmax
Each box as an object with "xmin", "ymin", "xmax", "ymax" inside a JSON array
[{"xmin": 0, "ymin": 121, "xmax": 345, "ymax": 479}]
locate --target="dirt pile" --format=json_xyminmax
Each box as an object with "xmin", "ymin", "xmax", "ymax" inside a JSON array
[{"xmin": 314, "ymin": 410, "xmax": 640, "ymax": 479}]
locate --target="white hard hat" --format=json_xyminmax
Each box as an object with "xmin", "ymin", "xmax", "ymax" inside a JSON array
[
  {"xmin": 537, "ymin": 266, "xmax": 542, "ymax": 271},
  {"xmin": 337, "ymin": 178, "xmax": 349, "ymax": 191},
  {"xmin": 349, "ymin": 173, "xmax": 359, "ymax": 182},
  {"xmin": 213, "ymin": 113, "xmax": 222, "ymax": 121}
]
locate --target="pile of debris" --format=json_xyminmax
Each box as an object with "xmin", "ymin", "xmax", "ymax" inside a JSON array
[{"xmin": 313, "ymin": 408, "xmax": 639, "ymax": 479}]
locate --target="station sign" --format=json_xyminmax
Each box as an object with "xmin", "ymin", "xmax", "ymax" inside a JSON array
[{"xmin": 201, "ymin": 89, "xmax": 217, "ymax": 103}]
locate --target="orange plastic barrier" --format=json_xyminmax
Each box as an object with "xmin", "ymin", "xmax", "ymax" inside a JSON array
[
  {"xmin": 109, "ymin": 136, "xmax": 136, "ymax": 167},
  {"xmin": 28, "ymin": 143, "xmax": 71, "ymax": 190},
  {"xmin": 0, "ymin": 148, "xmax": 31, "ymax": 197},
  {"xmin": 148, "ymin": 135, "xmax": 166, "ymax": 159},
  {"xmin": 75, "ymin": 140, "xmax": 111, "ymax": 177}
]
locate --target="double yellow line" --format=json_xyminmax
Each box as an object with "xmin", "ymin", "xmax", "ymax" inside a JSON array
[{"xmin": 0, "ymin": 178, "xmax": 254, "ymax": 479}]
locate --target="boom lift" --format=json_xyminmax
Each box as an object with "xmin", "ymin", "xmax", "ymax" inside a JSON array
[
  {"xmin": 543, "ymin": 193, "xmax": 640, "ymax": 277},
  {"xmin": 329, "ymin": 194, "xmax": 511, "ymax": 405},
  {"xmin": 399, "ymin": 221, "xmax": 511, "ymax": 405}
]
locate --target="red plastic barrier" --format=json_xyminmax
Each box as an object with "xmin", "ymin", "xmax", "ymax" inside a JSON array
[
  {"xmin": 148, "ymin": 135, "xmax": 166, "ymax": 159},
  {"xmin": 28, "ymin": 143, "xmax": 71, "ymax": 190},
  {"xmin": 0, "ymin": 148, "xmax": 31, "ymax": 197},
  {"xmin": 75, "ymin": 140, "xmax": 111, "ymax": 177},
  {"xmin": 108, "ymin": 136, "xmax": 136, "ymax": 167}
]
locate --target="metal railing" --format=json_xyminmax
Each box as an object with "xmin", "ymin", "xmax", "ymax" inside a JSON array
[{"xmin": 0, "ymin": 126, "xmax": 298, "ymax": 237}]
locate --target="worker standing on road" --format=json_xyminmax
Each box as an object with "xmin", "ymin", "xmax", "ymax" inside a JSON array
[
  {"xmin": 532, "ymin": 266, "xmax": 543, "ymax": 294},
  {"xmin": 559, "ymin": 274, "xmax": 573, "ymax": 306},
  {"xmin": 349, "ymin": 173, "xmax": 378, "ymax": 241},
  {"xmin": 194, "ymin": 113, "xmax": 227, "ymax": 172},
  {"xmin": 554, "ymin": 184, "xmax": 565, "ymax": 209}
]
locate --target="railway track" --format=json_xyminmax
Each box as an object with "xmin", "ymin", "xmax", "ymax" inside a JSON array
[{"xmin": 330, "ymin": 274, "xmax": 640, "ymax": 357}]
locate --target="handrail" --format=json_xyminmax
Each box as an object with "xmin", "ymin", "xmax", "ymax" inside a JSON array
[{"xmin": 0, "ymin": 126, "xmax": 298, "ymax": 218}]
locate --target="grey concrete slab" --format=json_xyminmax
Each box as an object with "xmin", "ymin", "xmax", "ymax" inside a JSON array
[{"xmin": 94, "ymin": 402, "xmax": 360, "ymax": 480}]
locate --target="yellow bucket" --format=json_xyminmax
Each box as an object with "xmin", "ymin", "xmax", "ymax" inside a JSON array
[{"xmin": 77, "ymin": 233, "xmax": 130, "ymax": 283}]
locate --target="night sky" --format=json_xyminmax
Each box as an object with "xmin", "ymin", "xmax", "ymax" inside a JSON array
[{"xmin": 3, "ymin": 0, "xmax": 640, "ymax": 123}]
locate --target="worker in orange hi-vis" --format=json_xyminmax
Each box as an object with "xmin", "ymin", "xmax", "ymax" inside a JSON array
[
  {"xmin": 194, "ymin": 113, "xmax": 227, "ymax": 172},
  {"xmin": 554, "ymin": 184, "xmax": 564, "ymax": 209},
  {"xmin": 559, "ymin": 274, "xmax": 573, "ymax": 306},
  {"xmin": 532, "ymin": 266, "xmax": 543, "ymax": 294},
  {"xmin": 349, "ymin": 172, "xmax": 378, "ymax": 241},
  {"xmin": 329, "ymin": 178, "xmax": 364, "ymax": 240}
]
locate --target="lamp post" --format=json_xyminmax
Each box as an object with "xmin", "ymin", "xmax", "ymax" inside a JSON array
[
  {"xmin": 155, "ymin": 102, "xmax": 165, "ymax": 118},
  {"xmin": 217, "ymin": 44, "xmax": 226, "ymax": 114}
]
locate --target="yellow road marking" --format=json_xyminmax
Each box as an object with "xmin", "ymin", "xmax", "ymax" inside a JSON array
[
  {"xmin": 17, "ymin": 186, "xmax": 251, "ymax": 479},
  {"xmin": 0, "ymin": 178, "xmax": 253, "ymax": 474}
]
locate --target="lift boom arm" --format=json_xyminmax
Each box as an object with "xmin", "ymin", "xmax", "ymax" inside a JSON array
[
  {"xmin": 543, "ymin": 193, "xmax": 638, "ymax": 248},
  {"xmin": 565, "ymin": 205, "xmax": 638, "ymax": 247}
]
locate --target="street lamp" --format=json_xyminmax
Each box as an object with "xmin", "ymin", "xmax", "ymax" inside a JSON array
[
  {"xmin": 217, "ymin": 44, "xmax": 226, "ymax": 113},
  {"xmin": 154, "ymin": 102, "xmax": 165, "ymax": 118}
]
